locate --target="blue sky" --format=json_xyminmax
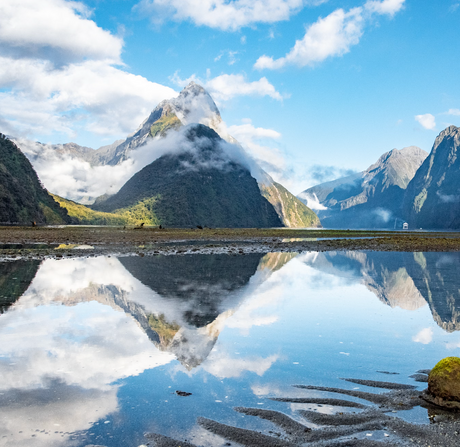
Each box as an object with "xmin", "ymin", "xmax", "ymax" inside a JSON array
[{"xmin": 1, "ymin": 0, "xmax": 460, "ymax": 193}]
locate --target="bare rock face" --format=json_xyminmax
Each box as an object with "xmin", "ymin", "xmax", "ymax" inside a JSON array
[
  {"xmin": 427, "ymin": 357, "xmax": 460, "ymax": 410},
  {"xmin": 299, "ymin": 146, "xmax": 428, "ymax": 228},
  {"xmin": 404, "ymin": 125, "xmax": 460, "ymax": 229}
]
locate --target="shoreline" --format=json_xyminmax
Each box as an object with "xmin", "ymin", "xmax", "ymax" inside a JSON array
[{"xmin": 1, "ymin": 227, "xmax": 460, "ymax": 260}]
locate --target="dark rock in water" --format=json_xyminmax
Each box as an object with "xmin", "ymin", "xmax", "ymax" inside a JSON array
[
  {"xmin": 175, "ymin": 390, "xmax": 192, "ymax": 397},
  {"xmin": 427, "ymin": 357, "xmax": 460, "ymax": 410},
  {"xmin": 410, "ymin": 373, "xmax": 429, "ymax": 383}
]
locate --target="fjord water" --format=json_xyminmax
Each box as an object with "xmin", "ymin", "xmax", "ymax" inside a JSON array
[{"xmin": 1, "ymin": 251, "xmax": 460, "ymax": 446}]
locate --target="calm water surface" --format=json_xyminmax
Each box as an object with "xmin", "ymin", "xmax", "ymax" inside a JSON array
[{"xmin": 1, "ymin": 251, "xmax": 460, "ymax": 446}]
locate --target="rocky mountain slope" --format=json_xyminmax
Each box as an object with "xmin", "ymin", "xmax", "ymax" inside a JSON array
[
  {"xmin": 93, "ymin": 124, "xmax": 283, "ymax": 228},
  {"xmin": 0, "ymin": 134, "xmax": 70, "ymax": 224},
  {"xmin": 299, "ymin": 146, "xmax": 427, "ymax": 228},
  {"xmin": 404, "ymin": 125, "xmax": 460, "ymax": 229}
]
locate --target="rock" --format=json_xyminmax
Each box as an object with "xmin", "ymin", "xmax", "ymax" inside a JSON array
[
  {"xmin": 426, "ymin": 357, "xmax": 460, "ymax": 410},
  {"xmin": 176, "ymin": 390, "xmax": 192, "ymax": 397}
]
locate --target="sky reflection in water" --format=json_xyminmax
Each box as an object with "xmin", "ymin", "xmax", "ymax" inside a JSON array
[{"xmin": 0, "ymin": 251, "xmax": 459, "ymax": 446}]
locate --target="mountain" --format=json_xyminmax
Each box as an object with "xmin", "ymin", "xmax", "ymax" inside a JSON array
[
  {"xmin": 0, "ymin": 134, "xmax": 70, "ymax": 224},
  {"xmin": 31, "ymin": 82, "xmax": 319, "ymax": 228},
  {"xmin": 93, "ymin": 124, "xmax": 284, "ymax": 228},
  {"xmin": 404, "ymin": 125, "xmax": 460, "ymax": 229},
  {"xmin": 298, "ymin": 146, "xmax": 428, "ymax": 228}
]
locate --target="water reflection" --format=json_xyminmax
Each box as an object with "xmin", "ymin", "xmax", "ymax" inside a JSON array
[
  {"xmin": 1, "ymin": 250, "xmax": 460, "ymax": 446},
  {"xmin": 303, "ymin": 251, "xmax": 460, "ymax": 332},
  {"xmin": 0, "ymin": 260, "xmax": 40, "ymax": 313},
  {"xmin": 0, "ymin": 253, "xmax": 291, "ymax": 446}
]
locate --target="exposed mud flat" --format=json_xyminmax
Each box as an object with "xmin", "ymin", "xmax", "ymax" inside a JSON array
[
  {"xmin": 1, "ymin": 226, "xmax": 460, "ymax": 261},
  {"xmin": 145, "ymin": 373, "xmax": 460, "ymax": 447}
]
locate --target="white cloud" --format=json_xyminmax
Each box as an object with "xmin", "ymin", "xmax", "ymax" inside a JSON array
[
  {"xmin": 226, "ymin": 123, "xmax": 286, "ymax": 174},
  {"xmin": 202, "ymin": 351, "xmax": 278, "ymax": 378},
  {"xmin": 134, "ymin": 0, "xmax": 312, "ymax": 31},
  {"xmin": 415, "ymin": 113, "xmax": 436, "ymax": 130},
  {"xmin": 446, "ymin": 108, "xmax": 460, "ymax": 116},
  {"xmin": 254, "ymin": 0, "xmax": 405, "ymax": 70},
  {"xmin": 0, "ymin": 0, "xmax": 123, "ymax": 64},
  {"xmin": 0, "ymin": 1, "xmax": 177, "ymax": 141},
  {"xmin": 297, "ymin": 191, "xmax": 328, "ymax": 210},
  {"xmin": 171, "ymin": 72, "xmax": 283, "ymax": 103},
  {"xmin": 412, "ymin": 327, "xmax": 433, "ymax": 344},
  {"xmin": 364, "ymin": 0, "xmax": 405, "ymax": 17},
  {"xmin": 255, "ymin": 7, "xmax": 364, "ymax": 69},
  {"xmin": 1, "ymin": 57, "xmax": 177, "ymax": 139}
]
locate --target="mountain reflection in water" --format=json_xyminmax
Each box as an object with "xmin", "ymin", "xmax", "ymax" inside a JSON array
[
  {"xmin": 303, "ymin": 251, "xmax": 460, "ymax": 332},
  {"xmin": 0, "ymin": 250, "xmax": 460, "ymax": 446}
]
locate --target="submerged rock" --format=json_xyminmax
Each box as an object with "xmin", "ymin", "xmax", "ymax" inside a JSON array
[{"xmin": 427, "ymin": 357, "xmax": 460, "ymax": 410}]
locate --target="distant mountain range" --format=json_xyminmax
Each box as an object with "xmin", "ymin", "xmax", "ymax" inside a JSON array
[
  {"xmin": 12, "ymin": 82, "xmax": 319, "ymax": 228},
  {"xmin": 298, "ymin": 146, "xmax": 428, "ymax": 228},
  {"xmin": 299, "ymin": 125, "xmax": 460, "ymax": 229}
]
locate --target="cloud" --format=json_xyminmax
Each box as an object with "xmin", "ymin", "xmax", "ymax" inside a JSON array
[
  {"xmin": 307, "ymin": 164, "xmax": 358, "ymax": 184},
  {"xmin": 436, "ymin": 191, "xmax": 460, "ymax": 203},
  {"xmin": 412, "ymin": 327, "xmax": 433, "ymax": 344},
  {"xmin": 0, "ymin": 0, "xmax": 123, "ymax": 64},
  {"xmin": 446, "ymin": 108, "xmax": 460, "ymax": 116},
  {"xmin": 255, "ymin": 7, "xmax": 364, "ymax": 69},
  {"xmin": 1, "ymin": 57, "xmax": 177, "ymax": 139},
  {"xmin": 225, "ymin": 123, "xmax": 287, "ymax": 178},
  {"xmin": 202, "ymin": 351, "xmax": 278, "ymax": 378},
  {"xmin": 297, "ymin": 191, "xmax": 328, "ymax": 210},
  {"xmin": 171, "ymin": 72, "xmax": 283, "ymax": 103},
  {"xmin": 134, "ymin": 0, "xmax": 318, "ymax": 31},
  {"xmin": 17, "ymin": 123, "xmax": 264, "ymax": 202},
  {"xmin": 0, "ymin": 1, "xmax": 177, "ymax": 141},
  {"xmin": 415, "ymin": 113, "xmax": 436, "ymax": 130},
  {"xmin": 364, "ymin": 0, "xmax": 405, "ymax": 17},
  {"xmin": 254, "ymin": 0, "xmax": 405, "ymax": 70}
]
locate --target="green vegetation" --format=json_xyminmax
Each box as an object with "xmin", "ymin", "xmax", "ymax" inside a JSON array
[
  {"xmin": 0, "ymin": 136, "xmax": 70, "ymax": 224},
  {"xmin": 52, "ymin": 194, "xmax": 161, "ymax": 226},
  {"xmin": 112, "ymin": 196, "xmax": 161, "ymax": 226},
  {"xmin": 413, "ymin": 188, "xmax": 428, "ymax": 213},
  {"xmin": 148, "ymin": 313, "xmax": 180, "ymax": 346},
  {"xmin": 428, "ymin": 357, "xmax": 460, "ymax": 403},
  {"xmin": 150, "ymin": 113, "xmax": 182, "ymax": 138},
  {"xmin": 52, "ymin": 194, "xmax": 128, "ymax": 225},
  {"xmin": 260, "ymin": 181, "xmax": 321, "ymax": 228}
]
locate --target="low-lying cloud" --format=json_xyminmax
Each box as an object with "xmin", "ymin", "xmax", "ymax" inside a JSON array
[{"xmin": 17, "ymin": 124, "xmax": 262, "ymax": 203}]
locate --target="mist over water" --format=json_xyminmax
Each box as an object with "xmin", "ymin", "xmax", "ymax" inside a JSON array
[{"xmin": 1, "ymin": 250, "xmax": 460, "ymax": 446}]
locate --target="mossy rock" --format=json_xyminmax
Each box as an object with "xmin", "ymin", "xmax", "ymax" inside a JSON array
[{"xmin": 427, "ymin": 357, "xmax": 460, "ymax": 410}]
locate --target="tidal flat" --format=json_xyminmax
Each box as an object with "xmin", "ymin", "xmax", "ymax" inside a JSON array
[
  {"xmin": 0, "ymin": 226, "xmax": 460, "ymax": 260},
  {"xmin": 1, "ymin": 228, "xmax": 460, "ymax": 446}
]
